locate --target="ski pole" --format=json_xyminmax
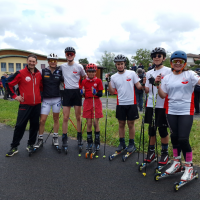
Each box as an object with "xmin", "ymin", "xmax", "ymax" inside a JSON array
[{"xmin": 103, "ymin": 85, "xmax": 109, "ymax": 158}]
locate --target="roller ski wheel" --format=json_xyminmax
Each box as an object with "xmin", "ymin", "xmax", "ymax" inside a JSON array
[
  {"xmin": 85, "ymin": 144, "xmax": 92, "ymax": 159},
  {"xmin": 85, "ymin": 151, "xmax": 90, "ymax": 159},
  {"xmin": 109, "ymin": 147, "xmax": 127, "ymax": 161},
  {"xmin": 155, "ymin": 159, "xmax": 171, "ymax": 174},
  {"xmin": 90, "ymin": 152, "xmax": 95, "ymax": 159},
  {"xmin": 154, "ymin": 173, "xmax": 161, "ymax": 181},
  {"xmin": 174, "ymin": 182, "xmax": 179, "ymax": 192},
  {"xmin": 122, "ymin": 147, "xmax": 136, "ymax": 162}
]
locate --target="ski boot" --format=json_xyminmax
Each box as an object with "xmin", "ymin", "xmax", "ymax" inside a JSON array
[
  {"xmin": 154, "ymin": 157, "xmax": 184, "ymax": 181},
  {"xmin": 122, "ymin": 139, "xmax": 136, "ymax": 162},
  {"xmin": 174, "ymin": 163, "xmax": 198, "ymax": 191},
  {"xmin": 77, "ymin": 132, "xmax": 83, "ymax": 155},
  {"xmin": 155, "ymin": 150, "xmax": 171, "ymax": 173},
  {"xmin": 34, "ymin": 136, "xmax": 43, "ymax": 149},
  {"xmin": 139, "ymin": 148, "xmax": 157, "ymax": 172},
  {"xmin": 109, "ymin": 140, "xmax": 127, "ymax": 161},
  {"xmin": 52, "ymin": 135, "xmax": 61, "ymax": 153},
  {"xmin": 62, "ymin": 134, "xmax": 68, "ymax": 154},
  {"xmin": 27, "ymin": 144, "xmax": 35, "ymax": 157},
  {"xmin": 90, "ymin": 132, "xmax": 100, "ymax": 159},
  {"xmin": 85, "ymin": 132, "xmax": 93, "ymax": 159}
]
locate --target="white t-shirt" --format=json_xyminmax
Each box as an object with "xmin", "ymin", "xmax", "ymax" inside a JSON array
[
  {"xmin": 145, "ymin": 66, "xmax": 171, "ymax": 108},
  {"xmin": 60, "ymin": 62, "xmax": 86, "ymax": 89},
  {"xmin": 110, "ymin": 70, "xmax": 140, "ymax": 105},
  {"xmin": 161, "ymin": 70, "xmax": 200, "ymax": 115}
]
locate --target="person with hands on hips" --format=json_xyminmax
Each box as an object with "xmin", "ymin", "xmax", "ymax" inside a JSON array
[
  {"xmin": 157, "ymin": 50, "xmax": 200, "ymax": 182},
  {"xmin": 81, "ymin": 64, "xmax": 104, "ymax": 152},
  {"xmin": 105, "ymin": 54, "xmax": 145, "ymax": 154}
]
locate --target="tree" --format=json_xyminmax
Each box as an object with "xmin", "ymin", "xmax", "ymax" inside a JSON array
[
  {"xmin": 125, "ymin": 57, "xmax": 130, "ymax": 70},
  {"xmin": 131, "ymin": 49, "xmax": 152, "ymax": 71},
  {"xmin": 79, "ymin": 58, "xmax": 89, "ymax": 64},
  {"xmin": 195, "ymin": 60, "xmax": 200, "ymax": 65},
  {"xmin": 96, "ymin": 51, "xmax": 116, "ymax": 73},
  {"xmin": 163, "ymin": 53, "xmax": 171, "ymax": 68}
]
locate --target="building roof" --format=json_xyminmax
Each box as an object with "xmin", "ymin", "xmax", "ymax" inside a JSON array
[{"xmin": 187, "ymin": 53, "xmax": 200, "ymax": 58}]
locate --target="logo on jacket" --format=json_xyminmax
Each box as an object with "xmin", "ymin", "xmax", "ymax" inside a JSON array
[
  {"xmin": 25, "ymin": 76, "xmax": 31, "ymax": 82},
  {"xmin": 161, "ymin": 73, "xmax": 164, "ymax": 79},
  {"xmin": 94, "ymin": 83, "xmax": 97, "ymax": 87},
  {"xmin": 126, "ymin": 76, "xmax": 131, "ymax": 81},
  {"xmin": 181, "ymin": 78, "xmax": 189, "ymax": 84}
]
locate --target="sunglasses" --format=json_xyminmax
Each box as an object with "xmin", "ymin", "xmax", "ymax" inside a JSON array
[
  {"xmin": 48, "ymin": 59, "xmax": 57, "ymax": 63},
  {"xmin": 172, "ymin": 59, "xmax": 185, "ymax": 64},
  {"xmin": 66, "ymin": 52, "xmax": 75, "ymax": 57},
  {"xmin": 153, "ymin": 54, "xmax": 162, "ymax": 58}
]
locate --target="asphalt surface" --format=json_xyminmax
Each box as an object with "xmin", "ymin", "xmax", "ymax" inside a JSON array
[{"xmin": 0, "ymin": 123, "xmax": 200, "ymax": 200}]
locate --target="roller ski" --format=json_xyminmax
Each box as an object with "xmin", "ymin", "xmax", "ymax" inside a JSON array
[
  {"xmin": 122, "ymin": 140, "xmax": 136, "ymax": 162},
  {"xmin": 174, "ymin": 163, "xmax": 198, "ymax": 191},
  {"xmin": 109, "ymin": 142, "xmax": 127, "ymax": 161},
  {"xmin": 90, "ymin": 132, "xmax": 100, "ymax": 159},
  {"xmin": 155, "ymin": 150, "xmax": 171, "ymax": 173},
  {"xmin": 154, "ymin": 158, "xmax": 185, "ymax": 181},
  {"xmin": 85, "ymin": 133, "xmax": 93, "ymax": 159},
  {"xmin": 52, "ymin": 135, "xmax": 61, "ymax": 153},
  {"xmin": 139, "ymin": 148, "xmax": 157, "ymax": 172},
  {"xmin": 27, "ymin": 145, "xmax": 37, "ymax": 157},
  {"xmin": 62, "ymin": 134, "xmax": 68, "ymax": 154},
  {"xmin": 77, "ymin": 132, "xmax": 83, "ymax": 156}
]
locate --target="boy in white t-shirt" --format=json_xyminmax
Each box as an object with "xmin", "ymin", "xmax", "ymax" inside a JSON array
[
  {"xmin": 105, "ymin": 54, "xmax": 144, "ymax": 153},
  {"xmin": 144, "ymin": 47, "xmax": 171, "ymax": 166}
]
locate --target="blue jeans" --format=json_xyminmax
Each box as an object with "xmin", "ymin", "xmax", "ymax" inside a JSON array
[{"xmin": 136, "ymin": 92, "xmax": 143, "ymax": 111}]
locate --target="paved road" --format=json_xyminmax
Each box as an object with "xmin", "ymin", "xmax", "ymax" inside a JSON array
[{"xmin": 0, "ymin": 123, "xmax": 199, "ymax": 200}]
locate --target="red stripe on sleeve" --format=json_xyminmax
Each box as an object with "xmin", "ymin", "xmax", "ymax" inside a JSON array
[
  {"xmin": 164, "ymin": 95, "xmax": 169, "ymax": 114},
  {"xmin": 190, "ymin": 92, "xmax": 195, "ymax": 115}
]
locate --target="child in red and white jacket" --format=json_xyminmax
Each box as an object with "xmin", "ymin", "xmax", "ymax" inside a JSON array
[{"xmin": 81, "ymin": 64, "xmax": 104, "ymax": 151}]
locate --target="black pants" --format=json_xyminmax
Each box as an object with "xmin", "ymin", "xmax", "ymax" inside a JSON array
[
  {"xmin": 194, "ymin": 90, "xmax": 200, "ymax": 113},
  {"xmin": 11, "ymin": 104, "xmax": 41, "ymax": 148}
]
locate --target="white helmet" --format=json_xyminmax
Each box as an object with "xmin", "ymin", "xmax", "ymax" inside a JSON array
[{"xmin": 47, "ymin": 53, "xmax": 58, "ymax": 59}]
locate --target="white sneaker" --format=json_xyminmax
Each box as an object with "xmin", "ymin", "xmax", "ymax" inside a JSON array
[
  {"xmin": 181, "ymin": 163, "xmax": 193, "ymax": 182},
  {"xmin": 53, "ymin": 135, "xmax": 59, "ymax": 146},
  {"xmin": 165, "ymin": 159, "xmax": 181, "ymax": 175}
]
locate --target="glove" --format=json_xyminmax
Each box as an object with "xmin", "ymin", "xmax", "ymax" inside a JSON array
[
  {"xmin": 148, "ymin": 75, "xmax": 155, "ymax": 85},
  {"xmin": 80, "ymin": 89, "xmax": 83, "ymax": 95},
  {"xmin": 92, "ymin": 88, "xmax": 97, "ymax": 95},
  {"xmin": 106, "ymin": 77, "xmax": 111, "ymax": 83}
]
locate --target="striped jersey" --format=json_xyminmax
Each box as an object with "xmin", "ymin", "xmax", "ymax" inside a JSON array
[
  {"xmin": 161, "ymin": 70, "xmax": 200, "ymax": 115},
  {"xmin": 110, "ymin": 70, "xmax": 140, "ymax": 105},
  {"xmin": 145, "ymin": 66, "xmax": 171, "ymax": 108}
]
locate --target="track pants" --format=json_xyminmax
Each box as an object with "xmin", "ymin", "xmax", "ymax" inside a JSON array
[
  {"xmin": 11, "ymin": 104, "xmax": 41, "ymax": 148},
  {"xmin": 166, "ymin": 114, "xmax": 193, "ymax": 162}
]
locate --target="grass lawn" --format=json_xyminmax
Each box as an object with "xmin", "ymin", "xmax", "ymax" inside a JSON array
[{"xmin": 0, "ymin": 99, "xmax": 200, "ymax": 165}]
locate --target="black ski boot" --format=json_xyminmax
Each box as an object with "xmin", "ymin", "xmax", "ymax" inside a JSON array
[
  {"xmin": 85, "ymin": 132, "xmax": 93, "ymax": 159},
  {"xmin": 122, "ymin": 139, "xmax": 136, "ymax": 162},
  {"xmin": 90, "ymin": 132, "xmax": 100, "ymax": 159},
  {"xmin": 144, "ymin": 147, "xmax": 155, "ymax": 163},
  {"xmin": 77, "ymin": 132, "xmax": 83, "ymax": 154},
  {"xmin": 62, "ymin": 134, "xmax": 68, "ymax": 154}
]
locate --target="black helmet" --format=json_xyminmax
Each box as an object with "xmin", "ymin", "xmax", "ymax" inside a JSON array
[
  {"xmin": 64, "ymin": 47, "xmax": 76, "ymax": 54},
  {"xmin": 114, "ymin": 54, "xmax": 126, "ymax": 63},
  {"xmin": 151, "ymin": 47, "xmax": 166, "ymax": 59}
]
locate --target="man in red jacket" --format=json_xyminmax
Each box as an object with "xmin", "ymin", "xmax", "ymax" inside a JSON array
[{"xmin": 6, "ymin": 54, "xmax": 43, "ymax": 157}]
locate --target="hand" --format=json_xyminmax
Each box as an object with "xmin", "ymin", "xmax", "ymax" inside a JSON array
[
  {"xmin": 155, "ymin": 75, "xmax": 161, "ymax": 83},
  {"xmin": 143, "ymin": 77, "xmax": 146, "ymax": 85},
  {"xmin": 15, "ymin": 95, "xmax": 24, "ymax": 102},
  {"xmin": 105, "ymin": 73, "xmax": 111, "ymax": 82}
]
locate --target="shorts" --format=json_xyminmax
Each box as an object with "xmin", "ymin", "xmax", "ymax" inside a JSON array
[
  {"xmin": 144, "ymin": 107, "xmax": 168, "ymax": 127},
  {"xmin": 116, "ymin": 104, "xmax": 139, "ymax": 121},
  {"xmin": 41, "ymin": 97, "xmax": 61, "ymax": 115},
  {"xmin": 63, "ymin": 89, "xmax": 82, "ymax": 107},
  {"xmin": 82, "ymin": 98, "xmax": 103, "ymax": 119}
]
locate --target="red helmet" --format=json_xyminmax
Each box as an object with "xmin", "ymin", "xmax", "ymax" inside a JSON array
[{"xmin": 86, "ymin": 63, "xmax": 97, "ymax": 72}]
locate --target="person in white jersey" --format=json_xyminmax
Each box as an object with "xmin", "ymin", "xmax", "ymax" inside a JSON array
[
  {"xmin": 60, "ymin": 47, "xmax": 86, "ymax": 148},
  {"xmin": 157, "ymin": 50, "xmax": 200, "ymax": 181},
  {"xmin": 144, "ymin": 47, "xmax": 171, "ymax": 166},
  {"xmin": 34, "ymin": 53, "xmax": 63, "ymax": 148},
  {"xmin": 106, "ymin": 54, "xmax": 144, "ymax": 153}
]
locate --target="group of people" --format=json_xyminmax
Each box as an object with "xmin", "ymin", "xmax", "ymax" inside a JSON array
[{"xmin": 3, "ymin": 46, "xmax": 199, "ymax": 184}]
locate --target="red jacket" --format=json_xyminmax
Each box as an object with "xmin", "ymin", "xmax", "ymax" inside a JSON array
[{"xmin": 7, "ymin": 66, "xmax": 43, "ymax": 105}]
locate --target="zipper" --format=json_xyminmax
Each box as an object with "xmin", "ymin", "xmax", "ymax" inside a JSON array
[{"xmin": 31, "ymin": 74, "xmax": 35, "ymax": 104}]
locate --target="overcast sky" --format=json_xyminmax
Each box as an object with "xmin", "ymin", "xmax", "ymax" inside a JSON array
[{"xmin": 0, "ymin": 0, "xmax": 200, "ymax": 63}]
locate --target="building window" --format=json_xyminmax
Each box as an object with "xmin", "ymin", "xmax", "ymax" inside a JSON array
[
  {"xmin": 23, "ymin": 63, "xmax": 26, "ymax": 68},
  {"xmin": 41, "ymin": 64, "xmax": 45, "ymax": 69},
  {"xmin": 9, "ymin": 63, "xmax": 14, "ymax": 72},
  {"xmin": 1, "ymin": 62, "xmax": 6, "ymax": 72},
  {"xmin": 16, "ymin": 63, "xmax": 21, "ymax": 71}
]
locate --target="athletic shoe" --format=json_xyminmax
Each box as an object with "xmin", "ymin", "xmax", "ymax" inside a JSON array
[
  {"xmin": 158, "ymin": 150, "xmax": 169, "ymax": 165},
  {"xmin": 62, "ymin": 134, "xmax": 68, "ymax": 147},
  {"xmin": 26, "ymin": 145, "xmax": 34, "ymax": 151},
  {"xmin": 34, "ymin": 137, "xmax": 43, "ymax": 148},
  {"xmin": 165, "ymin": 158, "xmax": 181, "ymax": 175},
  {"xmin": 6, "ymin": 147, "xmax": 18, "ymax": 157},
  {"xmin": 77, "ymin": 132, "xmax": 83, "ymax": 146},
  {"xmin": 181, "ymin": 163, "xmax": 193, "ymax": 181},
  {"xmin": 127, "ymin": 143, "xmax": 136, "ymax": 153},
  {"xmin": 144, "ymin": 149, "xmax": 155, "ymax": 163},
  {"xmin": 52, "ymin": 135, "xmax": 59, "ymax": 146},
  {"xmin": 116, "ymin": 143, "xmax": 126, "ymax": 152}
]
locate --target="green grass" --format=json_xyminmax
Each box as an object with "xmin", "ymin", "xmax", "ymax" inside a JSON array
[{"xmin": 0, "ymin": 99, "xmax": 200, "ymax": 165}]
